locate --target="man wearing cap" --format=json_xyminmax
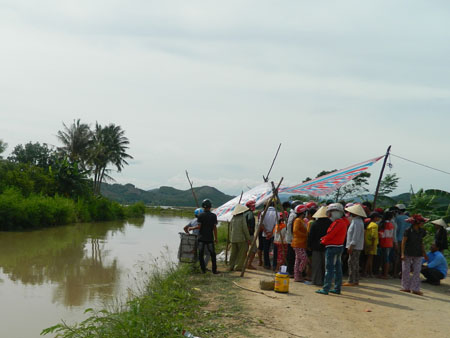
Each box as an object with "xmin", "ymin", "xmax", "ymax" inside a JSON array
[
  {"xmin": 228, "ymin": 204, "xmax": 252, "ymax": 272},
  {"xmin": 316, "ymin": 203, "xmax": 350, "ymax": 295},
  {"xmin": 343, "ymin": 204, "xmax": 367, "ymax": 286},
  {"xmin": 421, "ymin": 243, "xmax": 448, "ymax": 285},
  {"xmin": 432, "ymin": 219, "xmax": 448, "ymax": 252}
]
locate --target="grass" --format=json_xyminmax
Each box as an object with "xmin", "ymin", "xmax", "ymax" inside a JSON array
[
  {"xmin": 146, "ymin": 206, "xmax": 196, "ymax": 218},
  {"xmin": 41, "ymin": 260, "xmax": 251, "ymax": 338}
]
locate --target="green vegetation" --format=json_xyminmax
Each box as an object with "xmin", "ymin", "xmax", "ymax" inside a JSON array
[
  {"xmin": 0, "ymin": 188, "xmax": 145, "ymax": 231},
  {"xmin": 146, "ymin": 206, "xmax": 196, "ymax": 218},
  {"xmin": 0, "ymin": 120, "xmax": 143, "ymax": 230},
  {"xmin": 42, "ymin": 263, "xmax": 250, "ymax": 338}
]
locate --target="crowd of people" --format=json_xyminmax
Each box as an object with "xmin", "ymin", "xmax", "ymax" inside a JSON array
[{"xmin": 184, "ymin": 198, "xmax": 448, "ymax": 296}]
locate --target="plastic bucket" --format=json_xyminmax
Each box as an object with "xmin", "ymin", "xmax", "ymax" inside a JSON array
[{"xmin": 274, "ymin": 272, "xmax": 289, "ymax": 293}]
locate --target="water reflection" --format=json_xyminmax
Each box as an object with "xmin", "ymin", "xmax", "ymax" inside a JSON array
[{"xmin": 0, "ymin": 218, "xmax": 144, "ymax": 307}]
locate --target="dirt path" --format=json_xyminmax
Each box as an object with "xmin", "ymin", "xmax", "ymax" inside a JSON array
[{"xmin": 231, "ymin": 268, "xmax": 450, "ymax": 338}]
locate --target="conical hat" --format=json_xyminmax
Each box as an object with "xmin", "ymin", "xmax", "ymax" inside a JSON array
[
  {"xmin": 312, "ymin": 206, "xmax": 328, "ymax": 219},
  {"xmin": 232, "ymin": 204, "xmax": 249, "ymax": 216},
  {"xmin": 345, "ymin": 204, "xmax": 367, "ymax": 218},
  {"xmin": 431, "ymin": 219, "xmax": 447, "ymax": 227}
]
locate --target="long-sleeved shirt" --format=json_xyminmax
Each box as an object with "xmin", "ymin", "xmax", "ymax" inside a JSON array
[
  {"xmin": 321, "ymin": 217, "xmax": 350, "ymax": 247},
  {"xmin": 261, "ymin": 206, "xmax": 278, "ymax": 238},
  {"xmin": 286, "ymin": 209, "xmax": 296, "ymax": 244},
  {"xmin": 292, "ymin": 217, "xmax": 308, "ymax": 248},
  {"xmin": 308, "ymin": 218, "xmax": 332, "ymax": 252},
  {"xmin": 346, "ymin": 217, "xmax": 365, "ymax": 250},
  {"xmin": 423, "ymin": 251, "xmax": 448, "ymax": 277},
  {"xmin": 230, "ymin": 214, "xmax": 251, "ymax": 243}
]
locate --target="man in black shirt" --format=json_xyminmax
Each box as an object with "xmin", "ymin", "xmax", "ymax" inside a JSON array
[{"xmin": 190, "ymin": 199, "xmax": 219, "ymax": 274}]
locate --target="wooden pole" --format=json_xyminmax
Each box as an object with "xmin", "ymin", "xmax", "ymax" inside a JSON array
[
  {"xmin": 185, "ymin": 170, "xmax": 200, "ymax": 208},
  {"xmin": 226, "ymin": 191, "xmax": 244, "ymax": 265},
  {"xmin": 241, "ymin": 177, "xmax": 284, "ymax": 277},
  {"xmin": 372, "ymin": 145, "xmax": 392, "ymax": 210},
  {"xmin": 263, "ymin": 143, "xmax": 282, "ymax": 182}
]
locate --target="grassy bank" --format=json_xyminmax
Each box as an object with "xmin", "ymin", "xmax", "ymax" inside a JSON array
[
  {"xmin": 145, "ymin": 206, "xmax": 195, "ymax": 218},
  {"xmin": 41, "ymin": 262, "xmax": 249, "ymax": 338},
  {"xmin": 0, "ymin": 188, "xmax": 145, "ymax": 231}
]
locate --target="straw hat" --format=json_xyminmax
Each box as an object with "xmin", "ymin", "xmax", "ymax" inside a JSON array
[
  {"xmin": 431, "ymin": 219, "xmax": 447, "ymax": 227},
  {"xmin": 395, "ymin": 204, "xmax": 406, "ymax": 210},
  {"xmin": 312, "ymin": 206, "xmax": 328, "ymax": 219},
  {"xmin": 232, "ymin": 204, "xmax": 249, "ymax": 216},
  {"xmin": 345, "ymin": 204, "xmax": 367, "ymax": 218}
]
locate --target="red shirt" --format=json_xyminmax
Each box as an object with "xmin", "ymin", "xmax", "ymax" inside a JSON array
[
  {"xmin": 321, "ymin": 218, "xmax": 350, "ymax": 246},
  {"xmin": 378, "ymin": 222, "xmax": 394, "ymax": 248}
]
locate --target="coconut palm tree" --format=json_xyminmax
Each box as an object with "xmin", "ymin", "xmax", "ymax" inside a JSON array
[
  {"xmin": 90, "ymin": 123, "xmax": 133, "ymax": 194},
  {"xmin": 57, "ymin": 119, "xmax": 92, "ymax": 167}
]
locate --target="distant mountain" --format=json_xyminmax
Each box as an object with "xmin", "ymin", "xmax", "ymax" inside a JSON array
[{"xmin": 101, "ymin": 183, "xmax": 235, "ymax": 207}]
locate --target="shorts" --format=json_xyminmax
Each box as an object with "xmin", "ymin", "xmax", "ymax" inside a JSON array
[{"xmin": 380, "ymin": 247, "xmax": 393, "ymax": 263}]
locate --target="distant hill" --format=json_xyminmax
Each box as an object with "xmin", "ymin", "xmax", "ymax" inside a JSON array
[{"xmin": 101, "ymin": 183, "xmax": 235, "ymax": 207}]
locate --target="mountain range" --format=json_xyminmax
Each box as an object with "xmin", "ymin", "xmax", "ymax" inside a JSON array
[{"xmin": 101, "ymin": 183, "xmax": 235, "ymax": 207}]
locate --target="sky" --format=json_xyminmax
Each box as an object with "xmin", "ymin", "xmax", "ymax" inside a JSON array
[{"xmin": 1, "ymin": 1, "xmax": 449, "ymax": 196}]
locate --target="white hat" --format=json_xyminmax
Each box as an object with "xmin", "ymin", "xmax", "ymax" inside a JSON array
[
  {"xmin": 395, "ymin": 204, "xmax": 406, "ymax": 210},
  {"xmin": 327, "ymin": 203, "xmax": 344, "ymax": 213},
  {"xmin": 232, "ymin": 204, "xmax": 249, "ymax": 216},
  {"xmin": 431, "ymin": 219, "xmax": 447, "ymax": 227},
  {"xmin": 313, "ymin": 206, "xmax": 328, "ymax": 219},
  {"xmin": 345, "ymin": 204, "xmax": 367, "ymax": 218}
]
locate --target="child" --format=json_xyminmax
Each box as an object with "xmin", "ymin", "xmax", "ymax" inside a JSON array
[
  {"xmin": 273, "ymin": 212, "xmax": 288, "ymax": 272},
  {"xmin": 364, "ymin": 212, "xmax": 381, "ymax": 277}
]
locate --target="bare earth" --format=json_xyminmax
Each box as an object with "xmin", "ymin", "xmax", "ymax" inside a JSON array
[{"xmin": 231, "ymin": 268, "xmax": 450, "ymax": 338}]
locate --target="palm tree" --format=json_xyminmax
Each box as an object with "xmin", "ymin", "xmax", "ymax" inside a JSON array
[
  {"xmin": 90, "ymin": 123, "xmax": 133, "ymax": 194},
  {"xmin": 57, "ymin": 119, "xmax": 92, "ymax": 167}
]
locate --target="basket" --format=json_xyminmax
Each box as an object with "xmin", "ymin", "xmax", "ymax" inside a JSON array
[{"xmin": 178, "ymin": 232, "xmax": 198, "ymax": 263}]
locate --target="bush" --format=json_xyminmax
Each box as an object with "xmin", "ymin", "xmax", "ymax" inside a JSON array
[{"xmin": 125, "ymin": 202, "xmax": 146, "ymax": 218}]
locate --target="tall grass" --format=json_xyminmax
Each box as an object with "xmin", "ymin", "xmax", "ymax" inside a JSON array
[{"xmin": 0, "ymin": 188, "xmax": 145, "ymax": 231}]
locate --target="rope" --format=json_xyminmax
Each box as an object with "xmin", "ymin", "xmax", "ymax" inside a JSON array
[{"xmin": 390, "ymin": 153, "xmax": 450, "ymax": 176}]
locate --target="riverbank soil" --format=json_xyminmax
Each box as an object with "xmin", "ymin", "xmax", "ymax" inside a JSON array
[{"xmin": 229, "ymin": 267, "xmax": 450, "ymax": 338}]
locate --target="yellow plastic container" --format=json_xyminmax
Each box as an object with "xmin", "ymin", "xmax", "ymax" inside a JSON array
[{"xmin": 274, "ymin": 272, "xmax": 289, "ymax": 293}]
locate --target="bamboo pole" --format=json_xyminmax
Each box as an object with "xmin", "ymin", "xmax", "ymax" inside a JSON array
[
  {"xmin": 263, "ymin": 143, "xmax": 282, "ymax": 182},
  {"xmin": 240, "ymin": 177, "xmax": 284, "ymax": 277},
  {"xmin": 372, "ymin": 145, "xmax": 391, "ymax": 209},
  {"xmin": 185, "ymin": 170, "xmax": 200, "ymax": 208}
]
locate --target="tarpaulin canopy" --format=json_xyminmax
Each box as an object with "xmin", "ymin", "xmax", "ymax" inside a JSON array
[{"xmin": 213, "ymin": 156, "xmax": 383, "ymax": 221}]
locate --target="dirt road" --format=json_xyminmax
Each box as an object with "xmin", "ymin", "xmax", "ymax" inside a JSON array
[{"xmin": 232, "ymin": 268, "xmax": 450, "ymax": 338}]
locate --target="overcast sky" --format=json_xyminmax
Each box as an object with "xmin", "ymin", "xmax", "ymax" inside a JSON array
[{"xmin": 1, "ymin": 1, "xmax": 449, "ymax": 196}]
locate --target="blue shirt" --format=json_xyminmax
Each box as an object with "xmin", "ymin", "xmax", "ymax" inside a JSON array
[
  {"xmin": 395, "ymin": 214, "xmax": 410, "ymax": 242},
  {"xmin": 423, "ymin": 251, "xmax": 448, "ymax": 277}
]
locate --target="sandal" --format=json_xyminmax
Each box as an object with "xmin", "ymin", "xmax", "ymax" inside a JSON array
[
  {"xmin": 400, "ymin": 289, "xmax": 410, "ymax": 293},
  {"xmin": 316, "ymin": 289, "xmax": 328, "ymax": 295},
  {"xmin": 412, "ymin": 291, "xmax": 423, "ymax": 296}
]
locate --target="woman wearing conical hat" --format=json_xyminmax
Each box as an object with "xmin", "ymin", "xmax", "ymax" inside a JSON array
[{"xmin": 432, "ymin": 219, "xmax": 448, "ymax": 252}]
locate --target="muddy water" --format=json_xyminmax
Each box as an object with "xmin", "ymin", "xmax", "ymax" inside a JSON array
[{"xmin": 0, "ymin": 215, "xmax": 190, "ymax": 338}]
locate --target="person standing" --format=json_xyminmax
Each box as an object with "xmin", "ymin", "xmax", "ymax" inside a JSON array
[
  {"xmin": 316, "ymin": 203, "xmax": 350, "ymax": 295},
  {"xmin": 394, "ymin": 204, "xmax": 410, "ymax": 277},
  {"xmin": 261, "ymin": 201, "xmax": 278, "ymax": 270},
  {"xmin": 273, "ymin": 213, "xmax": 288, "ymax": 272},
  {"xmin": 401, "ymin": 214, "xmax": 428, "ymax": 295},
  {"xmin": 244, "ymin": 200, "xmax": 258, "ymax": 270},
  {"xmin": 378, "ymin": 211, "xmax": 395, "ymax": 279},
  {"xmin": 292, "ymin": 205, "xmax": 308, "ymax": 282},
  {"xmin": 431, "ymin": 219, "xmax": 448, "ymax": 253},
  {"xmin": 286, "ymin": 201, "xmax": 301, "ymax": 277},
  {"xmin": 364, "ymin": 212, "xmax": 381, "ymax": 277},
  {"xmin": 308, "ymin": 206, "xmax": 332, "ymax": 286},
  {"xmin": 183, "ymin": 208, "xmax": 210, "ymax": 266},
  {"xmin": 189, "ymin": 199, "xmax": 219, "ymax": 274},
  {"xmin": 421, "ymin": 243, "xmax": 448, "ymax": 285},
  {"xmin": 343, "ymin": 204, "xmax": 366, "ymax": 286},
  {"xmin": 228, "ymin": 204, "xmax": 251, "ymax": 272}
]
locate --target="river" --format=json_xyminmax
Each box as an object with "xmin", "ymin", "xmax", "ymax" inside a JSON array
[{"xmin": 0, "ymin": 214, "xmax": 190, "ymax": 338}]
